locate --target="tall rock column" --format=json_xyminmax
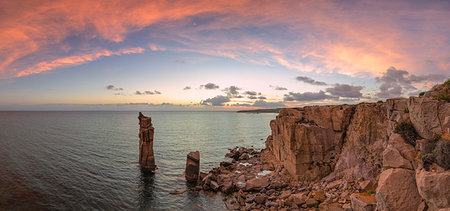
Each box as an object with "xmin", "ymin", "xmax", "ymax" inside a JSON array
[
  {"xmin": 185, "ymin": 151, "xmax": 200, "ymax": 183},
  {"xmin": 138, "ymin": 112, "xmax": 156, "ymax": 171}
]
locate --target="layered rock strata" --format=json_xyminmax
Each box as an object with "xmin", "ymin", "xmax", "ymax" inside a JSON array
[
  {"xmin": 138, "ymin": 112, "xmax": 156, "ymax": 171},
  {"xmin": 197, "ymin": 81, "xmax": 449, "ymax": 210}
]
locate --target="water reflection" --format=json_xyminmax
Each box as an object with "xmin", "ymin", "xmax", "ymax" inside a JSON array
[{"xmin": 138, "ymin": 171, "xmax": 155, "ymax": 211}]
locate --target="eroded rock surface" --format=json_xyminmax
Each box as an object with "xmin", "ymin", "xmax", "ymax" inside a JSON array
[
  {"xmin": 416, "ymin": 169, "xmax": 450, "ymax": 210},
  {"xmin": 185, "ymin": 151, "xmax": 200, "ymax": 183},
  {"xmin": 375, "ymin": 168, "xmax": 421, "ymax": 211},
  {"xmin": 138, "ymin": 112, "xmax": 156, "ymax": 171},
  {"xmin": 196, "ymin": 80, "xmax": 450, "ymax": 210}
]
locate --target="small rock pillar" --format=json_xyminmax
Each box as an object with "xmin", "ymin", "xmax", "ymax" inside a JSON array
[
  {"xmin": 185, "ymin": 151, "xmax": 200, "ymax": 183},
  {"xmin": 138, "ymin": 112, "xmax": 156, "ymax": 171}
]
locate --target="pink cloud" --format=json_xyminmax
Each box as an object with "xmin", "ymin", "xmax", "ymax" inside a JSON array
[
  {"xmin": 16, "ymin": 47, "xmax": 144, "ymax": 77},
  {"xmin": 1, "ymin": 0, "xmax": 449, "ymax": 78}
]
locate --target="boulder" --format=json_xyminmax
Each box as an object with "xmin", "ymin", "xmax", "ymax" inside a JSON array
[
  {"xmin": 350, "ymin": 193, "xmax": 376, "ymax": 211},
  {"xmin": 408, "ymin": 97, "xmax": 450, "ymax": 140},
  {"xmin": 221, "ymin": 180, "xmax": 235, "ymax": 195},
  {"xmin": 358, "ymin": 180, "xmax": 375, "ymax": 192},
  {"xmin": 314, "ymin": 191, "xmax": 325, "ymax": 202},
  {"xmin": 433, "ymin": 139, "xmax": 450, "ymax": 170},
  {"xmin": 375, "ymin": 168, "xmax": 421, "ymax": 211},
  {"xmin": 382, "ymin": 146, "xmax": 413, "ymax": 169},
  {"xmin": 185, "ymin": 151, "xmax": 200, "ymax": 183},
  {"xmin": 254, "ymin": 194, "xmax": 267, "ymax": 204},
  {"xmin": 305, "ymin": 198, "xmax": 319, "ymax": 208},
  {"xmin": 416, "ymin": 169, "xmax": 450, "ymax": 210},
  {"xmin": 289, "ymin": 193, "xmax": 307, "ymax": 205},
  {"xmin": 318, "ymin": 203, "xmax": 344, "ymax": 211},
  {"xmin": 245, "ymin": 176, "xmax": 269, "ymax": 192}
]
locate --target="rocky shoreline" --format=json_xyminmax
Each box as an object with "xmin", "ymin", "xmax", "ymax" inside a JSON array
[
  {"xmin": 191, "ymin": 80, "xmax": 450, "ymax": 211},
  {"xmin": 197, "ymin": 147, "xmax": 372, "ymax": 211}
]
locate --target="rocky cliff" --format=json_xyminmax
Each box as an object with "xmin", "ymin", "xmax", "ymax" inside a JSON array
[{"xmin": 266, "ymin": 81, "xmax": 450, "ymax": 210}]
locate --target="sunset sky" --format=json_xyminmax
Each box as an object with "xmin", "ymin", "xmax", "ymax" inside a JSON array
[{"xmin": 0, "ymin": 0, "xmax": 449, "ymax": 110}]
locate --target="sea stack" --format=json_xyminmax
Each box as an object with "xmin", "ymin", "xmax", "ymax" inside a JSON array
[
  {"xmin": 185, "ymin": 151, "xmax": 200, "ymax": 183},
  {"xmin": 138, "ymin": 112, "xmax": 156, "ymax": 172}
]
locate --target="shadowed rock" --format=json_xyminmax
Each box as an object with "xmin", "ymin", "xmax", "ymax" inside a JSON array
[
  {"xmin": 138, "ymin": 112, "xmax": 156, "ymax": 172},
  {"xmin": 185, "ymin": 151, "xmax": 200, "ymax": 183}
]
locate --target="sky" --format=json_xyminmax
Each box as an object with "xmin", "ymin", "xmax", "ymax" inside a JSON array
[{"xmin": 0, "ymin": 0, "xmax": 449, "ymax": 110}]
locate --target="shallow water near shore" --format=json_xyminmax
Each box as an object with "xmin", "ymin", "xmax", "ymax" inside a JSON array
[{"xmin": 0, "ymin": 111, "xmax": 276, "ymax": 210}]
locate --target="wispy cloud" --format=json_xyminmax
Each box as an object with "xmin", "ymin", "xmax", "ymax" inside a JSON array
[
  {"xmin": 1, "ymin": 0, "xmax": 449, "ymax": 79},
  {"xmin": 15, "ymin": 48, "xmax": 145, "ymax": 77},
  {"xmin": 296, "ymin": 76, "xmax": 327, "ymax": 86},
  {"xmin": 270, "ymin": 85, "xmax": 288, "ymax": 91},
  {"xmin": 135, "ymin": 90, "xmax": 162, "ymax": 95}
]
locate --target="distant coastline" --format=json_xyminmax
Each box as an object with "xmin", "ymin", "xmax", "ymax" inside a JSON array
[{"xmin": 236, "ymin": 108, "xmax": 282, "ymax": 113}]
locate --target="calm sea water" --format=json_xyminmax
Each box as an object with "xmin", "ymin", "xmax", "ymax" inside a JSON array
[{"xmin": 0, "ymin": 111, "xmax": 276, "ymax": 210}]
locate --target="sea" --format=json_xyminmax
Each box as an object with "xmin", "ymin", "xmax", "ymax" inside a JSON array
[{"xmin": 0, "ymin": 111, "xmax": 276, "ymax": 210}]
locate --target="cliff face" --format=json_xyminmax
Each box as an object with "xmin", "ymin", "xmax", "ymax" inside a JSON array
[{"xmin": 266, "ymin": 82, "xmax": 450, "ymax": 210}]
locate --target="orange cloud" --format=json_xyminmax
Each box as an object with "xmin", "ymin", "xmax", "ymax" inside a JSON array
[
  {"xmin": 1, "ymin": 0, "xmax": 449, "ymax": 78},
  {"xmin": 16, "ymin": 47, "xmax": 144, "ymax": 77}
]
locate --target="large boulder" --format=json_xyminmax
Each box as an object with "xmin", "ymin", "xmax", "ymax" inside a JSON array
[
  {"xmin": 375, "ymin": 168, "xmax": 421, "ymax": 211},
  {"xmin": 382, "ymin": 133, "xmax": 416, "ymax": 169},
  {"xmin": 382, "ymin": 147, "xmax": 413, "ymax": 169},
  {"xmin": 408, "ymin": 97, "xmax": 450, "ymax": 140},
  {"xmin": 350, "ymin": 193, "xmax": 376, "ymax": 211},
  {"xmin": 416, "ymin": 169, "xmax": 450, "ymax": 210},
  {"xmin": 245, "ymin": 176, "xmax": 269, "ymax": 192}
]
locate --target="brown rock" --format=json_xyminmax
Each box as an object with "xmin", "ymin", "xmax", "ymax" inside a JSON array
[
  {"xmin": 319, "ymin": 203, "xmax": 344, "ymax": 211},
  {"xmin": 254, "ymin": 194, "xmax": 267, "ymax": 204},
  {"xmin": 289, "ymin": 193, "xmax": 307, "ymax": 205},
  {"xmin": 245, "ymin": 177, "xmax": 269, "ymax": 192},
  {"xmin": 358, "ymin": 180, "xmax": 375, "ymax": 192},
  {"xmin": 408, "ymin": 96, "xmax": 450, "ymax": 140},
  {"xmin": 185, "ymin": 151, "xmax": 200, "ymax": 183},
  {"xmin": 382, "ymin": 146, "xmax": 413, "ymax": 169},
  {"xmin": 314, "ymin": 191, "xmax": 325, "ymax": 202},
  {"xmin": 330, "ymin": 103, "xmax": 387, "ymax": 181},
  {"xmin": 221, "ymin": 180, "xmax": 235, "ymax": 194},
  {"xmin": 375, "ymin": 168, "xmax": 421, "ymax": 211},
  {"xmin": 417, "ymin": 201, "xmax": 428, "ymax": 211},
  {"xmin": 386, "ymin": 98, "xmax": 410, "ymax": 135},
  {"xmin": 210, "ymin": 181, "xmax": 219, "ymax": 192},
  {"xmin": 280, "ymin": 190, "xmax": 292, "ymax": 199},
  {"xmin": 305, "ymin": 198, "xmax": 319, "ymax": 208},
  {"xmin": 138, "ymin": 112, "xmax": 156, "ymax": 171},
  {"xmin": 416, "ymin": 169, "xmax": 450, "ymax": 210},
  {"xmin": 350, "ymin": 193, "xmax": 376, "ymax": 211}
]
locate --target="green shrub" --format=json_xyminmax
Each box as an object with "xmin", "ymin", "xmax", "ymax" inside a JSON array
[
  {"xmin": 433, "ymin": 139, "xmax": 450, "ymax": 170},
  {"xmin": 444, "ymin": 79, "xmax": 450, "ymax": 87},
  {"xmin": 419, "ymin": 92, "xmax": 425, "ymax": 96},
  {"xmin": 367, "ymin": 190, "xmax": 375, "ymax": 194},
  {"xmin": 404, "ymin": 108, "xmax": 409, "ymax": 113},
  {"xmin": 433, "ymin": 79, "xmax": 450, "ymax": 102},
  {"xmin": 377, "ymin": 100, "xmax": 383, "ymax": 103},
  {"xmin": 394, "ymin": 122, "xmax": 420, "ymax": 146}
]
